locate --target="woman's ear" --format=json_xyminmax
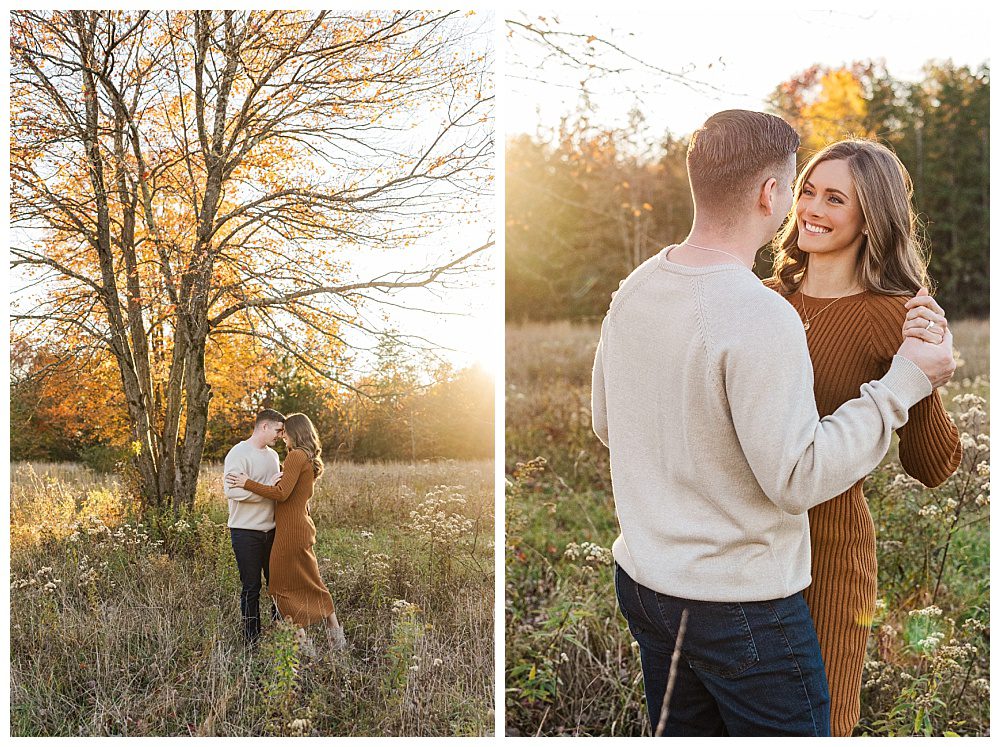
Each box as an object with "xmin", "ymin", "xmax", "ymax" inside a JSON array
[{"xmin": 759, "ymin": 177, "xmax": 778, "ymax": 217}]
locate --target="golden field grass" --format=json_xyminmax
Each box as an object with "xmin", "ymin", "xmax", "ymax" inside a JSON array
[
  {"xmin": 10, "ymin": 459, "xmax": 494, "ymax": 737},
  {"xmin": 505, "ymin": 318, "xmax": 989, "ymax": 737}
]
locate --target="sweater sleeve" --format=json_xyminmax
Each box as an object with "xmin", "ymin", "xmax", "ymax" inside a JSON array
[
  {"xmin": 244, "ymin": 449, "xmax": 307, "ymax": 503},
  {"xmin": 223, "ymin": 449, "xmax": 261, "ymax": 503},
  {"xmin": 591, "ymin": 318, "xmax": 610, "ymax": 447},
  {"xmin": 867, "ymin": 295, "xmax": 963, "ymax": 487},
  {"xmin": 720, "ymin": 292, "xmax": 933, "ymax": 515}
]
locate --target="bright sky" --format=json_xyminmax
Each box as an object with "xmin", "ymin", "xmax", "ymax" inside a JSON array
[
  {"xmin": 337, "ymin": 223, "xmax": 495, "ymax": 376},
  {"xmin": 507, "ymin": 4, "xmax": 992, "ymax": 138},
  {"xmin": 331, "ymin": 10, "xmax": 495, "ymax": 376}
]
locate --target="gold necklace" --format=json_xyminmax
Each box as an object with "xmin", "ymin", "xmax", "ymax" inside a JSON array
[
  {"xmin": 798, "ymin": 287, "xmax": 860, "ymax": 331},
  {"xmin": 683, "ymin": 241, "xmax": 753, "ymax": 270}
]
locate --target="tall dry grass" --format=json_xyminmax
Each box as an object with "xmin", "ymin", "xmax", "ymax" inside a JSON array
[
  {"xmin": 505, "ymin": 318, "xmax": 989, "ymax": 737},
  {"xmin": 11, "ymin": 459, "xmax": 494, "ymax": 736}
]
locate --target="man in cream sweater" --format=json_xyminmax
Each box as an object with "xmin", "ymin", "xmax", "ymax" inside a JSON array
[
  {"xmin": 225, "ymin": 409, "xmax": 284, "ymax": 644},
  {"xmin": 591, "ymin": 110, "xmax": 956, "ymax": 736}
]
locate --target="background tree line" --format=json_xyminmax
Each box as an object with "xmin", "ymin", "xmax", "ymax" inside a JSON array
[
  {"xmin": 11, "ymin": 337, "xmax": 493, "ymax": 467},
  {"xmin": 506, "ymin": 60, "xmax": 989, "ymax": 321}
]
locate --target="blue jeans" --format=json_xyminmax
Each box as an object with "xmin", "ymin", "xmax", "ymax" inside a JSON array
[
  {"xmin": 230, "ymin": 527, "xmax": 279, "ymax": 643},
  {"xmin": 615, "ymin": 564, "xmax": 830, "ymax": 736}
]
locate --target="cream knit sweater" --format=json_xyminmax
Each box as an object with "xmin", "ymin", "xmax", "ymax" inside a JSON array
[
  {"xmin": 591, "ymin": 247, "xmax": 932, "ymax": 602},
  {"xmin": 224, "ymin": 440, "xmax": 281, "ymax": 531}
]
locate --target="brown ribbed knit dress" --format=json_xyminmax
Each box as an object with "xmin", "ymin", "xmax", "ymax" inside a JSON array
[
  {"xmin": 766, "ymin": 283, "xmax": 962, "ymax": 736},
  {"xmin": 244, "ymin": 448, "xmax": 335, "ymax": 627}
]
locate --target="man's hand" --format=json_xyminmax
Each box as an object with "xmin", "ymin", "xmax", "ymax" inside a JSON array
[
  {"xmin": 225, "ymin": 472, "xmax": 249, "ymax": 489},
  {"xmin": 269, "ymin": 472, "xmax": 283, "ymax": 486},
  {"xmin": 897, "ymin": 326, "xmax": 956, "ymax": 389}
]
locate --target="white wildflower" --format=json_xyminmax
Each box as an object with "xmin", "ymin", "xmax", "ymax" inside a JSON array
[
  {"xmin": 563, "ymin": 541, "xmax": 613, "ymax": 565},
  {"xmin": 916, "ymin": 631, "xmax": 945, "ymax": 649},
  {"xmin": 963, "ymin": 618, "xmax": 987, "ymax": 634},
  {"xmin": 392, "ymin": 599, "xmax": 419, "ymax": 616}
]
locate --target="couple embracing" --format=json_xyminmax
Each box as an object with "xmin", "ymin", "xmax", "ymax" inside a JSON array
[
  {"xmin": 224, "ymin": 409, "xmax": 347, "ymax": 651},
  {"xmin": 592, "ymin": 110, "xmax": 962, "ymax": 736}
]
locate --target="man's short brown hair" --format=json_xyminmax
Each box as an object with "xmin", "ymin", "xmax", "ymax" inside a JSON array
[
  {"xmin": 255, "ymin": 409, "xmax": 286, "ymax": 426},
  {"xmin": 686, "ymin": 110, "xmax": 799, "ymax": 216}
]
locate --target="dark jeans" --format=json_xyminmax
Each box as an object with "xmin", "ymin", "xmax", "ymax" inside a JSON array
[
  {"xmin": 615, "ymin": 563, "xmax": 830, "ymax": 736},
  {"xmin": 230, "ymin": 527, "xmax": 279, "ymax": 643}
]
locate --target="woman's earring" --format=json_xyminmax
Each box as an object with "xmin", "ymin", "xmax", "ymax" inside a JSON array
[{"xmin": 862, "ymin": 228, "xmax": 869, "ymax": 236}]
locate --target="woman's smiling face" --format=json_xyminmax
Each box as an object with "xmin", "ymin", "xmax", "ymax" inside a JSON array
[{"xmin": 795, "ymin": 158, "xmax": 867, "ymax": 260}]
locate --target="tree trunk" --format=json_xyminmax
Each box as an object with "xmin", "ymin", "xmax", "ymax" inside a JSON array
[
  {"xmin": 174, "ymin": 332, "xmax": 213, "ymax": 512},
  {"xmin": 74, "ymin": 10, "xmax": 163, "ymax": 507}
]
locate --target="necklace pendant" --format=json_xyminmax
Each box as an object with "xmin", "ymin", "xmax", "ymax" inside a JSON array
[{"xmin": 803, "ymin": 320, "xmax": 811, "ymax": 331}]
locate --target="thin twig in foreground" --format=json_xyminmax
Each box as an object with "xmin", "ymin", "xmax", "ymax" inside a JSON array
[{"xmin": 655, "ymin": 608, "xmax": 688, "ymax": 737}]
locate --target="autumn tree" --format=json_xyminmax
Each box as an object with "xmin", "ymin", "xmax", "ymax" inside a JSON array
[
  {"xmin": 11, "ymin": 10, "xmax": 493, "ymax": 510},
  {"xmin": 10, "ymin": 340, "xmax": 129, "ymax": 462},
  {"xmin": 768, "ymin": 62, "xmax": 887, "ymax": 154}
]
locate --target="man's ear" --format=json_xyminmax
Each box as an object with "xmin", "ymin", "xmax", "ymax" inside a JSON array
[{"xmin": 759, "ymin": 177, "xmax": 777, "ymax": 217}]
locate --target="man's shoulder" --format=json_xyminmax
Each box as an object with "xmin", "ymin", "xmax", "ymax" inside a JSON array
[
  {"xmin": 708, "ymin": 271, "xmax": 793, "ymax": 309},
  {"xmin": 708, "ymin": 274, "xmax": 804, "ymax": 343},
  {"xmin": 224, "ymin": 440, "xmax": 250, "ymax": 460},
  {"xmin": 608, "ymin": 250, "xmax": 665, "ymax": 311}
]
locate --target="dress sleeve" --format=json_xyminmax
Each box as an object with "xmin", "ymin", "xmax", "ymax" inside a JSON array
[
  {"xmin": 868, "ymin": 294, "xmax": 963, "ymax": 487},
  {"xmin": 897, "ymin": 390, "xmax": 963, "ymax": 486},
  {"xmin": 244, "ymin": 449, "xmax": 307, "ymax": 502}
]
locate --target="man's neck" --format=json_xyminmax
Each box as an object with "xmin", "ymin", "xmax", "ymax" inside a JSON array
[
  {"xmin": 669, "ymin": 224, "xmax": 763, "ymax": 269},
  {"xmin": 800, "ymin": 253, "xmax": 863, "ymax": 297}
]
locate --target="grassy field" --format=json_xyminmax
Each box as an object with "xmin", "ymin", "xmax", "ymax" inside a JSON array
[
  {"xmin": 505, "ymin": 318, "xmax": 989, "ymax": 737},
  {"xmin": 10, "ymin": 459, "xmax": 494, "ymax": 737}
]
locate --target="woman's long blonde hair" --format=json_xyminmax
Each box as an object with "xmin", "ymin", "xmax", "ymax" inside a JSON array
[
  {"xmin": 771, "ymin": 138, "xmax": 931, "ymax": 296},
  {"xmin": 283, "ymin": 413, "xmax": 324, "ymax": 479}
]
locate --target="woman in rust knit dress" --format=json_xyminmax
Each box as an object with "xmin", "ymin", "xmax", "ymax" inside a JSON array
[
  {"xmin": 226, "ymin": 413, "xmax": 346, "ymax": 650},
  {"xmin": 766, "ymin": 139, "xmax": 962, "ymax": 735}
]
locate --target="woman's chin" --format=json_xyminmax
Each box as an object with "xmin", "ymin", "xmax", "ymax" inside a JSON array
[{"xmin": 797, "ymin": 235, "xmax": 829, "ymax": 254}]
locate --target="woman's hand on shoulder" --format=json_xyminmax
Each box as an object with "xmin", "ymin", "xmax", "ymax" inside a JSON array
[{"xmin": 903, "ymin": 286, "xmax": 948, "ymax": 345}]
